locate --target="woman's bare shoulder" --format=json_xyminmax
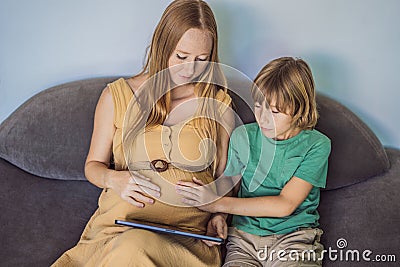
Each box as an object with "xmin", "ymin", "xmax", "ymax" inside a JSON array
[
  {"xmin": 126, "ymin": 74, "xmax": 149, "ymax": 94},
  {"xmin": 98, "ymin": 86, "xmax": 114, "ymax": 110}
]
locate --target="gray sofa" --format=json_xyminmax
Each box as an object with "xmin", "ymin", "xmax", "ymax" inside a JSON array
[{"xmin": 0, "ymin": 77, "xmax": 399, "ymax": 266}]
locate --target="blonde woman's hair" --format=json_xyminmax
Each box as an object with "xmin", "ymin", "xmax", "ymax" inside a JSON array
[
  {"xmin": 251, "ymin": 57, "xmax": 318, "ymax": 130},
  {"xmin": 124, "ymin": 0, "xmax": 228, "ymax": 175}
]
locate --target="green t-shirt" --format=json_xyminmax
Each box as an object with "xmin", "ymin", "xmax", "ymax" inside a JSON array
[{"xmin": 224, "ymin": 123, "xmax": 331, "ymax": 236}]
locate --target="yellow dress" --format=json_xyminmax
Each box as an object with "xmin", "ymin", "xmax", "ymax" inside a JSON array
[{"xmin": 52, "ymin": 78, "xmax": 231, "ymax": 267}]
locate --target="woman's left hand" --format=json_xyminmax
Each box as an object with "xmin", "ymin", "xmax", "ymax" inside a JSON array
[
  {"xmin": 202, "ymin": 213, "xmax": 228, "ymax": 247},
  {"xmin": 175, "ymin": 177, "xmax": 219, "ymax": 212}
]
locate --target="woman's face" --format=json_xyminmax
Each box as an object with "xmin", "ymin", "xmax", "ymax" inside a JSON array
[{"xmin": 168, "ymin": 28, "xmax": 212, "ymax": 86}]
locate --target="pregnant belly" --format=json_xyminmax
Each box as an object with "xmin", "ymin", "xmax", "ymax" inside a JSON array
[{"xmin": 98, "ymin": 168, "xmax": 214, "ymax": 233}]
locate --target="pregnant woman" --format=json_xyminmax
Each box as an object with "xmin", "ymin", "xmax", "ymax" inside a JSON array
[{"xmin": 52, "ymin": 0, "xmax": 233, "ymax": 266}]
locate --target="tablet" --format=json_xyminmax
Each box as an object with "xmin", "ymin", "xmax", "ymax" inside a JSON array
[{"xmin": 115, "ymin": 220, "xmax": 224, "ymax": 244}]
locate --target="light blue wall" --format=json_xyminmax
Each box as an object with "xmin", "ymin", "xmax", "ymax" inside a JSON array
[{"xmin": 1, "ymin": 0, "xmax": 399, "ymax": 148}]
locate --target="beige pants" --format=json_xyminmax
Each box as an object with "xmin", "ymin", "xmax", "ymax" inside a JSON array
[{"xmin": 223, "ymin": 227, "xmax": 324, "ymax": 267}]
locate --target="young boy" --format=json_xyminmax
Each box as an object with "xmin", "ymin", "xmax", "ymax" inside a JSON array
[{"xmin": 176, "ymin": 57, "xmax": 331, "ymax": 266}]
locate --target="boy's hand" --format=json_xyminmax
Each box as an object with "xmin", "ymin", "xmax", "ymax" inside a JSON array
[
  {"xmin": 175, "ymin": 177, "xmax": 220, "ymax": 212},
  {"xmin": 203, "ymin": 213, "xmax": 228, "ymax": 247}
]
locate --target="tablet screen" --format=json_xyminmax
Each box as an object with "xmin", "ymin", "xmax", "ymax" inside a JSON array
[{"xmin": 115, "ymin": 220, "xmax": 224, "ymax": 244}]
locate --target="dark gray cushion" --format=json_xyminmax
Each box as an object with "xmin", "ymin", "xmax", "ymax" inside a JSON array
[
  {"xmin": 0, "ymin": 77, "xmax": 117, "ymax": 180},
  {"xmin": 315, "ymin": 94, "xmax": 390, "ymax": 190},
  {"xmin": 318, "ymin": 148, "xmax": 400, "ymax": 266},
  {"xmin": 0, "ymin": 158, "xmax": 101, "ymax": 266}
]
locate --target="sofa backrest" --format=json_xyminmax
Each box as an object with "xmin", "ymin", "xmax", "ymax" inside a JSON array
[
  {"xmin": 0, "ymin": 77, "xmax": 390, "ymax": 189},
  {"xmin": 315, "ymin": 94, "xmax": 390, "ymax": 189}
]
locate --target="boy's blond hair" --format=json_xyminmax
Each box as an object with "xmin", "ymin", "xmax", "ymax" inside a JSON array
[{"xmin": 251, "ymin": 57, "xmax": 318, "ymax": 130}]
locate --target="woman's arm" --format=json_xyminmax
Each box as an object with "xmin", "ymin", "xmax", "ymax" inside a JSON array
[
  {"xmin": 201, "ymin": 96, "xmax": 234, "ymax": 244},
  {"xmin": 177, "ymin": 176, "xmax": 313, "ymax": 218},
  {"xmin": 214, "ymin": 102, "xmax": 235, "ymax": 179},
  {"xmin": 84, "ymin": 87, "xmax": 116, "ymax": 188},
  {"xmin": 213, "ymin": 99, "xmax": 239, "ymax": 197},
  {"xmin": 85, "ymin": 87, "xmax": 160, "ymax": 207}
]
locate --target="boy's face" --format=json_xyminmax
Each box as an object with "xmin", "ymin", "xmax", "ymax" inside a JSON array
[{"xmin": 254, "ymin": 99, "xmax": 299, "ymax": 140}]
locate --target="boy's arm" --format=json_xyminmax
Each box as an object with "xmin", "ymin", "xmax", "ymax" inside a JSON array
[
  {"xmin": 177, "ymin": 176, "xmax": 312, "ymax": 218},
  {"xmin": 214, "ymin": 176, "xmax": 312, "ymax": 217}
]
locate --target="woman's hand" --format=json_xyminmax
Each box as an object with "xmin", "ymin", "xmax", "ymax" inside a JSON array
[
  {"xmin": 108, "ymin": 170, "xmax": 161, "ymax": 208},
  {"xmin": 175, "ymin": 177, "xmax": 220, "ymax": 212},
  {"xmin": 202, "ymin": 213, "xmax": 228, "ymax": 247}
]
